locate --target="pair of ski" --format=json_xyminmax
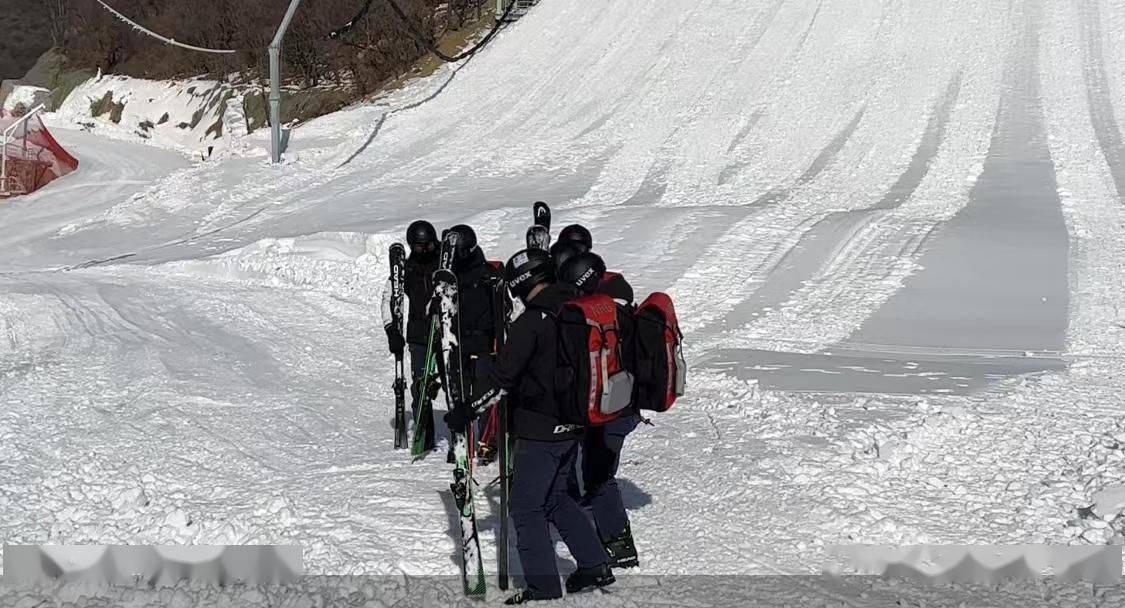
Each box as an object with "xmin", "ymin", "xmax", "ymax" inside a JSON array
[
  {"xmin": 387, "ymin": 251, "xmax": 443, "ymax": 456},
  {"xmin": 385, "ymin": 256, "xmax": 442, "ymax": 458},
  {"xmin": 386, "ymin": 202, "xmax": 551, "ymax": 598}
]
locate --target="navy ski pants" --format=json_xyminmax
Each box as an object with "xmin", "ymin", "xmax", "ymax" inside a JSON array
[
  {"xmin": 512, "ymin": 438, "xmax": 607, "ymax": 598},
  {"xmin": 572, "ymin": 413, "xmax": 640, "ymax": 541}
]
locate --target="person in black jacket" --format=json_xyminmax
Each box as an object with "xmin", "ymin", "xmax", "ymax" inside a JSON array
[
  {"xmin": 559, "ymin": 251, "xmax": 642, "ymax": 570},
  {"xmin": 554, "ymin": 224, "xmax": 633, "ymax": 305},
  {"xmin": 556, "ymin": 224, "xmax": 592, "ymax": 251},
  {"xmin": 445, "ymin": 224, "xmax": 502, "ymax": 463},
  {"xmin": 382, "ymin": 220, "xmax": 441, "ymax": 451},
  {"xmin": 448, "ymin": 249, "xmax": 614, "ymax": 605},
  {"xmin": 549, "ymin": 240, "xmax": 583, "ymax": 274}
]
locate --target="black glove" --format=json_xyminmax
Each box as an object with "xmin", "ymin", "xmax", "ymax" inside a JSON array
[
  {"xmin": 385, "ymin": 326, "xmax": 405, "ymax": 358},
  {"xmin": 427, "ymin": 293, "xmax": 443, "ymax": 318},
  {"xmin": 444, "ymin": 407, "xmax": 475, "ymax": 434}
]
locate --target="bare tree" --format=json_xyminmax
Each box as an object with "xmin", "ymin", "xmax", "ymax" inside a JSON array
[
  {"xmin": 57, "ymin": 0, "xmax": 455, "ymax": 97},
  {"xmin": 46, "ymin": 0, "xmax": 70, "ymax": 46}
]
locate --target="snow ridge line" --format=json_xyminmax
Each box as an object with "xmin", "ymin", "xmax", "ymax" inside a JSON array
[
  {"xmin": 1079, "ymin": 0, "xmax": 1125, "ymax": 202},
  {"xmin": 54, "ymin": 208, "xmax": 271, "ymax": 273},
  {"xmin": 833, "ymin": 0, "xmax": 1069, "ymax": 357},
  {"xmin": 616, "ymin": 0, "xmax": 786, "ymax": 209},
  {"xmin": 1040, "ymin": 0, "xmax": 1125, "ymax": 359},
  {"xmin": 675, "ymin": 106, "xmax": 867, "ymax": 336},
  {"xmin": 724, "ymin": 69, "xmax": 968, "ymax": 348},
  {"xmin": 795, "ymin": 0, "xmax": 827, "ymax": 53},
  {"xmin": 720, "ymin": 101, "xmax": 864, "ymax": 190},
  {"xmin": 336, "ymin": 18, "xmax": 500, "ymax": 168}
]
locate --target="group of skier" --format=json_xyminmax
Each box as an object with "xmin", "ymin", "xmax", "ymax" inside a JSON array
[{"xmin": 382, "ymin": 205, "xmax": 679, "ymax": 604}]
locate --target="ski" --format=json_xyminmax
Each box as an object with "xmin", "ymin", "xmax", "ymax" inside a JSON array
[
  {"xmin": 527, "ymin": 201, "xmax": 552, "ymax": 249},
  {"xmin": 526, "ymin": 225, "xmax": 550, "ymax": 250},
  {"xmin": 409, "ymin": 320, "xmax": 439, "ymax": 458},
  {"xmin": 492, "ymin": 273, "xmax": 512, "ymax": 590},
  {"xmin": 389, "ymin": 243, "xmax": 408, "ymax": 449},
  {"xmin": 497, "ymin": 393, "xmax": 511, "ymax": 589},
  {"xmin": 534, "ymin": 200, "xmax": 552, "ymax": 231},
  {"xmin": 434, "ymin": 230, "xmax": 487, "ymax": 598}
]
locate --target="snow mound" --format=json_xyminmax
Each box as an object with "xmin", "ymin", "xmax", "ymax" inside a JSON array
[
  {"xmin": 1, "ymin": 85, "xmax": 50, "ymax": 116},
  {"xmin": 161, "ymin": 231, "xmax": 397, "ymax": 305},
  {"xmin": 55, "ymin": 74, "xmax": 243, "ymax": 157}
]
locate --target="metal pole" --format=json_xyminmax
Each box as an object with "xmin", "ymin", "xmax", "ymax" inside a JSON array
[
  {"xmin": 269, "ymin": 45, "xmax": 282, "ymax": 164},
  {"xmin": 1, "ymin": 104, "xmax": 45, "ymax": 195},
  {"xmin": 497, "ymin": 397, "xmax": 510, "ymax": 589},
  {"xmin": 270, "ymin": 0, "xmax": 304, "ymax": 164},
  {"xmin": 1, "ymin": 131, "xmax": 8, "ymax": 195}
]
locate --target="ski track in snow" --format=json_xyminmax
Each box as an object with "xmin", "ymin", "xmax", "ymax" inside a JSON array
[
  {"xmin": 1080, "ymin": 0, "xmax": 1125, "ymax": 203},
  {"xmin": 3, "ymin": 1, "xmax": 1125, "ymax": 603}
]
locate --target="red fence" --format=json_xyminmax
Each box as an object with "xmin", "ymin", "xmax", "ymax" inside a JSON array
[{"xmin": 1, "ymin": 113, "xmax": 79, "ymax": 197}]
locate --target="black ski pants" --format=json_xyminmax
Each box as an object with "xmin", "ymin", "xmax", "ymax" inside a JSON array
[
  {"xmin": 571, "ymin": 412, "xmax": 640, "ymax": 541},
  {"xmin": 512, "ymin": 438, "xmax": 607, "ymax": 598}
]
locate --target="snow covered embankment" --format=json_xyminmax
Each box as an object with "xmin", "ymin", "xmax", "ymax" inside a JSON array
[
  {"xmin": 54, "ymin": 74, "xmax": 250, "ymax": 158},
  {"xmin": 1, "ymin": 85, "xmax": 51, "ymax": 116},
  {"xmin": 164, "ymin": 231, "xmax": 396, "ymax": 305}
]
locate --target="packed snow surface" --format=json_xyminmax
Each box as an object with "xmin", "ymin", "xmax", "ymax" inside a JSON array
[{"xmin": 3, "ymin": 0, "xmax": 1125, "ymax": 603}]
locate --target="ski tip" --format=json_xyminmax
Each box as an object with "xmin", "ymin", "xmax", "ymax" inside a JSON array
[{"xmin": 466, "ymin": 579, "xmax": 487, "ymax": 599}]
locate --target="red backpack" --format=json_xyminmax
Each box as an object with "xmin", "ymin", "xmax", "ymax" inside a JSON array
[
  {"xmin": 632, "ymin": 293, "xmax": 685, "ymax": 412},
  {"xmin": 554, "ymin": 294, "xmax": 634, "ymax": 426}
]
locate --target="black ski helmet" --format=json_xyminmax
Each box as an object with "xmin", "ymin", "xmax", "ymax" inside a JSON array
[
  {"xmin": 406, "ymin": 220, "xmax": 437, "ymax": 247},
  {"xmin": 557, "ymin": 224, "xmax": 593, "ymax": 252},
  {"xmin": 505, "ymin": 248, "xmax": 554, "ymax": 301},
  {"xmin": 559, "ymin": 252, "xmax": 606, "ymax": 295},
  {"xmin": 448, "ymin": 224, "xmax": 478, "ymax": 258},
  {"xmin": 550, "ymin": 240, "xmax": 584, "ymax": 274}
]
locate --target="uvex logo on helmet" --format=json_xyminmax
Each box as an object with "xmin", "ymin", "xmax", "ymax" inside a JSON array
[
  {"xmin": 511, "ymin": 270, "xmax": 533, "ymax": 287},
  {"xmin": 577, "ymin": 267, "xmax": 597, "ymax": 286}
]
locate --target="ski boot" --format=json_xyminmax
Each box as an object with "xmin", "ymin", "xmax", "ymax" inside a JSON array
[
  {"xmin": 564, "ymin": 563, "xmax": 615, "ymax": 594},
  {"xmin": 503, "ymin": 589, "xmax": 561, "ymax": 605},
  {"xmin": 477, "ymin": 442, "xmax": 497, "ymax": 466},
  {"xmin": 604, "ymin": 522, "xmax": 639, "ymax": 569}
]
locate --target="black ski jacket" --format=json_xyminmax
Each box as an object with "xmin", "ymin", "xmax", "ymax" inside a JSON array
[
  {"xmin": 453, "ymin": 248, "xmax": 500, "ymax": 356},
  {"xmin": 403, "ymin": 253, "xmax": 438, "ymax": 344},
  {"xmin": 473, "ymin": 283, "xmax": 583, "ymax": 442}
]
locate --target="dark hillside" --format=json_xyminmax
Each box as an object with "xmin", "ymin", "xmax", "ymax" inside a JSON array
[
  {"xmin": 0, "ymin": 0, "xmax": 54, "ymax": 80},
  {"xmin": 50, "ymin": 0, "xmax": 489, "ymax": 96}
]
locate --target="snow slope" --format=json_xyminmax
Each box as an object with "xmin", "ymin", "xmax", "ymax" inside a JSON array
[{"xmin": 3, "ymin": 0, "xmax": 1125, "ymax": 603}]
